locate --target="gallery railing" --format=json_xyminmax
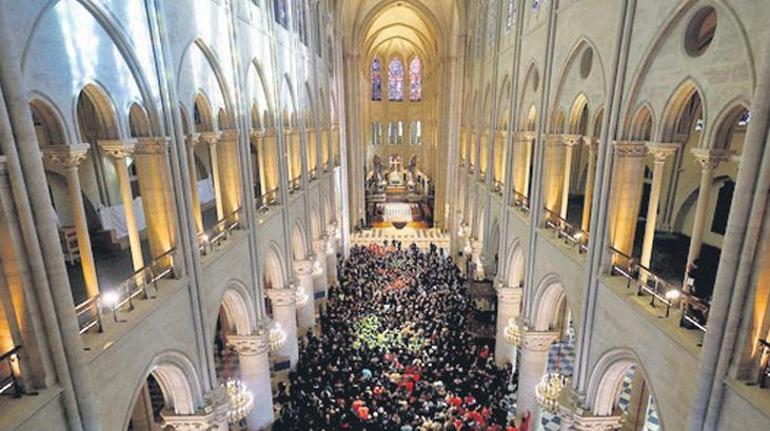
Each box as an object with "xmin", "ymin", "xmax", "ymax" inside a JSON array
[
  {"xmin": 543, "ymin": 208, "xmax": 588, "ymax": 253},
  {"xmin": 511, "ymin": 189, "xmax": 530, "ymax": 213},
  {"xmin": 288, "ymin": 176, "xmax": 301, "ymax": 193},
  {"xmin": 492, "ymin": 179, "xmax": 504, "ymax": 194},
  {"xmin": 257, "ymin": 187, "xmax": 279, "ymax": 212},
  {"xmin": 198, "ymin": 208, "xmax": 242, "ymax": 255}
]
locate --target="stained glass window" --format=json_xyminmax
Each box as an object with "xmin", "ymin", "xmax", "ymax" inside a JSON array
[
  {"xmin": 388, "ymin": 58, "xmax": 404, "ymax": 101},
  {"xmin": 409, "ymin": 57, "xmax": 422, "ymax": 101},
  {"xmin": 371, "ymin": 58, "xmax": 382, "ymax": 101}
]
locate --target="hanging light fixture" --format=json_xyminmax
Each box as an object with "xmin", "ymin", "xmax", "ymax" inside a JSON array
[
  {"xmin": 535, "ymin": 372, "xmax": 569, "ymax": 413},
  {"xmin": 224, "ymin": 379, "xmax": 254, "ymax": 424},
  {"xmin": 269, "ymin": 321, "xmax": 287, "ymax": 353},
  {"xmin": 504, "ymin": 319, "xmax": 524, "ymax": 346}
]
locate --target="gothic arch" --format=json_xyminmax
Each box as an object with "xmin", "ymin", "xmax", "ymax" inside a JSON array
[
  {"xmin": 531, "ymin": 274, "xmax": 569, "ymax": 332},
  {"xmin": 659, "ymin": 78, "xmax": 705, "ymax": 143},
  {"xmin": 218, "ymin": 280, "xmax": 256, "ymax": 336},
  {"xmin": 264, "ymin": 242, "xmax": 287, "ymax": 290},
  {"xmin": 505, "ymin": 239, "xmax": 525, "ymax": 289},
  {"xmin": 291, "ymin": 221, "xmax": 308, "ymax": 261},
  {"xmin": 122, "ymin": 350, "xmax": 203, "ymax": 430}
]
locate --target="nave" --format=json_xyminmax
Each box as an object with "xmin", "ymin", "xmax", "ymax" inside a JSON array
[{"xmin": 273, "ymin": 243, "xmax": 518, "ymax": 431}]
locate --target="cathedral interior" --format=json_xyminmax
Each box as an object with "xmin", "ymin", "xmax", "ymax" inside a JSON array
[{"xmin": 0, "ymin": 1, "xmax": 769, "ymax": 430}]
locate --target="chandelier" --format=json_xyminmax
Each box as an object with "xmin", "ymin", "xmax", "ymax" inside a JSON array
[
  {"xmin": 269, "ymin": 321, "xmax": 287, "ymax": 353},
  {"xmin": 535, "ymin": 372, "xmax": 569, "ymax": 413},
  {"xmin": 224, "ymin": 379, "xmax": 254, "ymax": 424},
  {"xmin": 503, "ymin": 319, "xmax": 523, "ymax": 346}
]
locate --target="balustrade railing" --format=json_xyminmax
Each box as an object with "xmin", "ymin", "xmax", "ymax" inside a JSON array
[
  {"xmin": 322, "ymin": 162, "xmax": 330, "ymax": 172},
  {"xmin": 257, "ymin": 187, "xmax": 279, "ymax": 212},
  {"xmin": 608, "ymin": 247, "xmax": 708, "ymax": 334},
  {"xmin": 288, "ymin": 176, "xmax": 301, "ymax": 193},
  {"xmin": 511, "ymin": 189, "xmax": 530, "ymax": 213},
  {"xmin": 492, "ymin": 179, "xmax": 504, "ymax": 194},
  {"xmin": 198, "ymin": 208, "xmax": 242, "ymax": 255},
  {"xmin": 75, "ymin": 247, "xmax": 176, "ymax": 334},
  {"xmin": 309, "ymin": 168, "xmax": 318, "ymax": 180},
  {"xmin": 0, "ymin": 346, "xmax": 23, "ymax": 397},
  {"xmin": 543, "ymin": 208, "xmax": 588, "ymax": 253}
]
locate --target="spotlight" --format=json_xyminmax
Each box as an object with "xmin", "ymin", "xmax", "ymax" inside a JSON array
[
  {"xmin": 665, "ymin": 289, "xmax": 681, "ymax": 302},
  {"xmin": 101, "ymin": 291, "xmax": 120, "ymax": 309}
]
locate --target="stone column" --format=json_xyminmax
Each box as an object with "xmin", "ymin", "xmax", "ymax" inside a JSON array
[
  {"xmin": 687, "ymin": 149, "xmax": 730, "ymax": 265},
  {"xmin": 294, "ymin": 259, "xmax": 315, "ymax": 332},
  {"xmin": 320, "ymin": 126, "xmax": 330, "ymax": 169},
  {"xmin": 185, "ymin": 134, "xmax": 204, "ymax": 234},
  {"xmin": 312, "ymin": 238, "xmax": 329, "ymax": 300},
  {"xmin": 608, "ymin": 142, "xmax": 647, "ymax": 262},
  {"xmin": 517, "ymin": 330, "xmax": 560, "ymax": 421},
  {"xmin": 40, "ymin": 144, "xmax": 99, "ymax": 298},
  {"xmin": 262, "ymin": 129, "xmax": 280, "ymax": 201},
  {"xmin": 543, "ymin": 135, "xmax": 565, "ymax": 214},
  {"xmin": 135, "ymin": 137, "xmax": 177, "ymax": 266},
  {"xmin": 266, "ymin": 288, "xmax": 298, "ymax": 369},
  {"xmin": 219, "ymin": 129, "xmax": 243, "ymax": 220},
  {"xmin": 495, "ymin": 286, "xmax": 523, "ymax": 367},
  {"xmin": 560, "ymin": 135, "xmax": 583, "ymax": 220},
  {"xmin": 581, "ymin": 139, "xmax": 598, "ymax": 232},
  {"xmin": 250, "ymin": 130, "xmax": 268, "ymax": 201},
  {"xmin": 471, "ymin": 240, "xmax": 485, "ymax": 281},
  {"xmin": 201, "ymin": 131, "xmax": 224, "ymax": 221},
  {"xmin": 227, "ymin": 332, "xmax": 274, "ymax": 430},
  {"xmin": 558, "ymin": 404, "xmax": 624, "ymax": 431},
  {"xmin": 639, "ymin": 143, "xmax": 678, "ymax": 270},
  {"xmin": 523, "ymin": 133, "xmax": 535, "ymax": 199},
  {"xmin": 129, "ymin": 383, "xmax": 155, "ymax": 431},
  {"xmin": 99, "ymin": 139, "xmax": 145, "ymax": 275},
  {"xmin": 326, "ymin": 224, "xmax": 338, "ymax": 285},
  {"xmin": 162, "ymin": 387, "xmax": 229, "ymax": 431}
]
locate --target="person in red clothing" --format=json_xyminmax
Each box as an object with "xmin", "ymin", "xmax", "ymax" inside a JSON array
[{"xmin": 519, "ymin": 411, "xmax": 531, "ymax": 431}]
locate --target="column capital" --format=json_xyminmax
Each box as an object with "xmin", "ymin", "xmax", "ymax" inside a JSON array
[
  {"xmin": 185, "ymin": 133, "xmax": 200, "ymax": 148},
  {"xmin": 545, "ymin": 134, "xmax": 564, "ymax": 146},
  {"xmin": 496, "ymin": 285, "xmax": 523, "ymax": 304},
  {"xmin": 645, "ymin": 142, "xmax": 679, "ymax": 162},
  {"xmin": 519, "ymin": 330, "xmax": 560, "ymax": 352},
  {"xmin": 227, "ymin": 332, "xmax": 269, "ymax": 356},
  {"xmin": 220, "ymin": 129, "xmax": 239, "ymax": 142},
  {"xmin": 266, "ymin": 288, "xmax": 297, "ymax": 305},
  {"xmin": 514, "ymin": 131, "xmax": 536, "ymax": 142},
  {"xmin": 135, "ymin": 137, "xmax": 170, "ymax": 155},
  {"xmin": 583, "ymin": 137, "xmax": 599, "ymax": 152},
  {"xmin": 98, "ymin": 139, "xmax": 137, "ymax": 159},
  {"xmin": 250, "ymin": 129, "xmax": 265, "ymax": 143},
  {"xmin": 294, "ymin": 259, "xmax": 314, "ymax": 275},
  {"xmin": 40, "ymin": 143, "xmax": 90, "ymax": 171},
  {"xmin": 162, "ymin": 387, "xmax": 229, "ymax": 430},
  {"xmin": 200, "ymin": 131, "xmax": 222, "ymax": 146},
  {"xmin": 312, "ymin": 238, "xmax": 328, "ymax": 254},
  {"xmin": 562, "ymin": 134, "xmax": 584, "ymax": 147},
  {"xmin": 691, "ymin": 147, "xmax": 731, "ymax": 170},
  {"xmin": 557, "ymin": 398, "xmax": 624, "ymax": 431},
  {"xmin": 612, "ymin": 141, "xmax": 647, "ymax": 158}
]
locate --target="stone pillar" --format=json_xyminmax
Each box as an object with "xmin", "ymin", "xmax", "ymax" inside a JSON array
[
  {"xmin": 227, "ymin": 332, "xmax": 274, "ymax": 430},
  {"xmin": 262, "ymin": 129, "xmax": 280, "ymax": 200},
  {"xmin": 129, "ymin": 383, "xmax": 155, "ymax": 431},
  {"xmin": 523, "ymin": 133, "xmax": 535, "ymax": 199},
  {"xmin": 162, "ymin": 387, "xmax": 229, "ymax": 431},
  {"xmin": 543, "ymin": 135, "xmax": 566, "ymax": 214},
  {"xmin": 40, "ymin": 144, "xmax": 99, "ymax": 298},
  {"xmin": 560, "ymin": 135, "xmax": 583, "ymax": 220},
  {"xmin": 687, "ymin": 149, "xmax": 730, "ymax": 266},
  {"xmin": 219, "ymin": 129, "xmax": 243, "ymax": 220},
  {"xmin": 639, "ymin": 143, "xmax": 678, "ymax": 270},
  {"xmin": 266, "ymin": 288, "xmax": 298, "ymax": 369},
  {"xmin": 326, "ymin": 224, "xmax": 338, "ymax": 285},
  {"xmin": 312, "ymin": 238, "xmax": 329, "ymax": 300},
  {"xmin": 185, "ymin": 134, "xmax": 204, "ymax": 234},
  {"xmin": 135, "ymin": 137, "xmax": 177, "ymax": 266},
  {"xmin": 320, "ymin": 126, "xmax": 330, "ymax": 169},
  {"xmin": 517, "ymin": 330, "xmax": 560, "ymax": 421},
  {"xmin": 250, "ymin": 131, "xmax": 268, "ymax": 201},
  {"xmin": 99, "ymin": 139, "xmax": 145, "ymax": 275},
  {"xmin": 495, "ymin": 286, "xmax": 523, "ymax": 367},
  {"xmin": 307, "ymin": 128, "xmax": 317, "ymax": 176},
  {"xmin": 201, "ymin": 131, "xmax": 224, "ymax": 221},
  {"xmin": 558, "ymin": 404, "xmax": 624, "ymax": 431},
  {"xmin": 294, "ymin": 259, "xmax": 316, "ymax": 332},
  {"xmin": 471, "ymin": 240, "xmax": 485, "ymax": 281},
  {"xmin": 581, "ymin": 139, "xmax": 598, "ymax": 232},
  {"xmin": 608, "ymin": 142, "xmax": 647, "ymax": 262}
]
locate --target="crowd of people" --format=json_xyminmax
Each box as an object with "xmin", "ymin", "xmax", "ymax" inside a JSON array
[{"xmin": 274, "ymin": 241, "xmax": 524, "ymax": 430}]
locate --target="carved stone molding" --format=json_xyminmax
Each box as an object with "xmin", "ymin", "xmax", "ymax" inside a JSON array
[
  {"xmin": 227, "ymin": 332, "xmax": 269, "ymax": 356},
  {"xmin": 612, "ymin": 141, "xmax": 647, "ymax": 158},
  {"xmin": 294, "ymin": 259, "xmax": 314, "ymax": 276},
  {"xmin": 691, "ymin": 148, "xmax": 731, "ymax": 170},
  {"xmin": 645, "ymin": 142, "xmax": 679, "ymax": 162},
  {"xmin": 496, "ymin": 286, "xmax": 523, "ymax": 305},
  {"xmin": 220, "ymin": 129, "xmax": 239, "ymax": 142},
  {"xmin": 185, "ymin": 133, "xmax": 200, "ymax": 148},
  {"xmin": 135, "ymin": 137, "xmax": 170, "ymax": 155},
  {"xmin": 562, "ymin": 134, "xmax": 584, "ymax": 147},
  {"xmin": 312, "ymin": 238, "xmax": 328, "ymax": 254},
  {"xmin": 545, "ymin": 134, "xmax": 564, "ymax": 147},
  {"xmin": 514, "ymin": 131, "xmax": 537, "ymax": 143},
  {"xmin": 162, "ymin": 388, "xmax": 229, "ymax": 430},
  {"xmin": 98, "ymin": 139, "xmax": 137, "ymax": 159},
  {"xmin": 200, "ymin": 131, "xmax": 222, "ymax": 146},
  {"xmin": 266, "ymin": 287, "xmax": 297, "ymax": 306},
  {"xmin": 519, "ymin": 330, "xmax": 560, "ymax": 352},
  {"xmin": 40, "ymin": 143, "xmax": 90, "ymax": 171}
]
